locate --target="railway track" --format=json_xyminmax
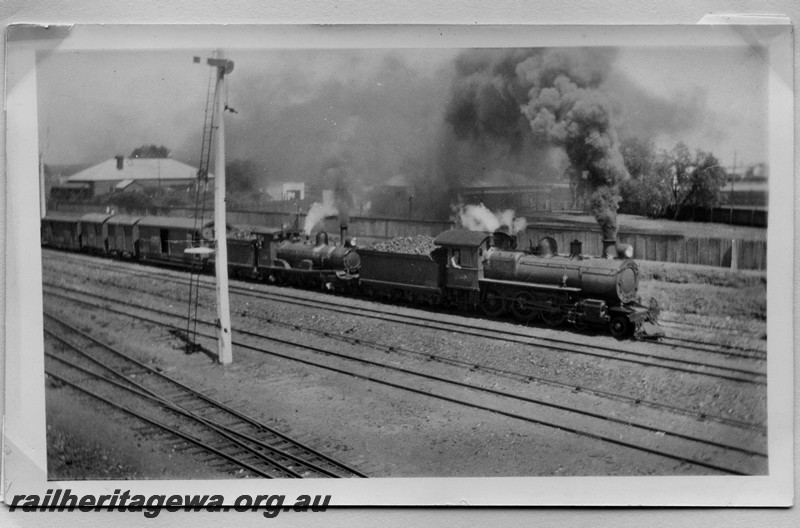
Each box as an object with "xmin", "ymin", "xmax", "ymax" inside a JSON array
[
  {"xmin": 659, "ymin": 316, "xmax": 765, "ymax": 337},
  {"xmin": 43, "ymin": 282, "xmax": 768, "ymax": 475},
  {"xmin": 44, "ymin": 279, "xmax": 767, "ymax": 434},
  {"xmin": 43, "ymin": 251, "xmax": 767, "ymax": 386},
  {"xmin": 44, "ymin": 312, "xmax": 367, "ymax": 479},
  {"xmin": 657, "ymin": 336, "xmax": 766, "ymax": 360}
]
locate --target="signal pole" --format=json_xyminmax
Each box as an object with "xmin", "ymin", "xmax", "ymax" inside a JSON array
[
  {"xmin": 209, "ymin": 52, "xmax": 234, "ymax": 364},
  {"xmin": 39, "ymin": 153, "xmax": 46, "ymax": 218},
  {"xmin": 730, "ymin": 150, "xmax": 737, "ymax": 224}
]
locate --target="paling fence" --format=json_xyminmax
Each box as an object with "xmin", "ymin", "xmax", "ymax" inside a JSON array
[{"xmin": 49, "ymin": 204, "xmax": 767, "ymax": 271}]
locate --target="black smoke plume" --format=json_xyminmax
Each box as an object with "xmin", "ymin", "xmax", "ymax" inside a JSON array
[{"xmin": 444, "ymin": 48, "xmax": 629, "ymax": 239}]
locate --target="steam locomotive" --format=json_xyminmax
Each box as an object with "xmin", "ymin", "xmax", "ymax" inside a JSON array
[
  {"xmin": 41, "ymin": 213, "xmax": 662, "ymax": 339},
  {"xmin": 359, "ymin": 229, "xmax": 661, "ymax": 338}
]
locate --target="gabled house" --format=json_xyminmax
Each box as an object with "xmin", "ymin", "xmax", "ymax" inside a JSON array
[{"xmin": 66, "ymin": 155, "xmax": 213, "ymax": 197}]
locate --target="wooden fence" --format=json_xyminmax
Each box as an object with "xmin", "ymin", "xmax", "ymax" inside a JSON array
[
  {"xmin": 49, "ymin": 204, "xmax": 767, "ymax": 270},
  {"xmin": 523, "ymin": 226, "xmax": 766, "ymax": 271}
]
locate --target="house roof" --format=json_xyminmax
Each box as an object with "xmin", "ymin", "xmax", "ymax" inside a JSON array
[{"xmin": 67, "ymin": 158, "xmax": 212, "ymax": 183}]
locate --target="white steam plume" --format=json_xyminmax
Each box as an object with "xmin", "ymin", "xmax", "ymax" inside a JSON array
[
  {"xmin": 303, "ymin": 199, "xmax": 339, "ymax": 235},
  {"xmin": 454, "ymin": 204, "xmax": 527, "ymax": 234}
]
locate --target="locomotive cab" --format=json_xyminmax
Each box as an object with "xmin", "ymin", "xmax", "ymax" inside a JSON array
[{"xmin": 433, "ymin": 230, "xmax": 494, "ymax": 310}]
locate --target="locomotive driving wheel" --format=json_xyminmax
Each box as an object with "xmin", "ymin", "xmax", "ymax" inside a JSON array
[
  {"xmin": 510, "ymin": 292, "xmax": 539, "ymax": 323},
  {"xmin": 480, "ymin": 287, "xmax": 506, "ymax": 318},
  {"xmin": 609, "ymin": 315, "xmax": 633, "ymax": 338},
  {"xmin": 540, "ymin": 297, "xmax": 566, "ymax": 327}
]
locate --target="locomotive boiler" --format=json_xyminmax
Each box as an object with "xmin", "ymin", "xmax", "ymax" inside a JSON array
[
  {"xmin": 431, "ymin": 230, "xmax": 661, "ymax": 338},
  {"xmin": 274, "ymin": 229, "xmax": 360, "ymax": 274},
  {"xmin": 482, "ymin": 247, "xmax": 639, "ymax": 304}
]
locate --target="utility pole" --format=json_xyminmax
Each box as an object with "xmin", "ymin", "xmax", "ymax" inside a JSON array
[
  {"xmin": 39, "ymin": 152, "xmax": 46, "ymax": 218},
  {"xmin": 209, "ymin": 51, "xmax": 235, "ymax": 364},
  {"xmin": 730, "ymin": 150, "xmax": 737, "ymax": 224}
]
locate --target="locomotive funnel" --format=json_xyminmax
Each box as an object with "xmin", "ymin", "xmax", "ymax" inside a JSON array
[{"xmin": 340, "ymin": 223, "xmax": 348, "ymax": 246}]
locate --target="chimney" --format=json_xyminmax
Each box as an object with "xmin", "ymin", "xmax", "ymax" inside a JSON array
[
  {"xmin": 569, "ymin": 239, "xmax": 583, "ymax": 258},
  {"xmin": 115, "ymin": 155, "xmax": 124, "ymax": 170},
  {"xmin": 602, "ymin": 239, "xmax": 617, "ymax": 259},
  {"xmin": 340, "ymin": 223, "xmax": 348, "ymax": 246}
]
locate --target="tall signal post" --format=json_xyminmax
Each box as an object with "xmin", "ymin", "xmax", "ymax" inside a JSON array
[{"xmin": 207, "ymin": 52, "xmax": 235, "ymax": 364}]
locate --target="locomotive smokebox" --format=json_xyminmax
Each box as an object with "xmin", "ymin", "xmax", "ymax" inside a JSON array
[
  {"xmin": 602, "ymin": 239, "xmax": 617, "ymax": 259},
  {"xmin": 570, "ymin": 239, "xmax": 583, "ymax": 258},
  {"xmin": 340, "ymin": 223, "xmax": 348, "ymax": 246}
]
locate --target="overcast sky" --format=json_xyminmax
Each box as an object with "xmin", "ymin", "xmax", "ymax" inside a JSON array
[{"xmin": 35, "ymin": 42, "xmax": 768, "ymax": 182}]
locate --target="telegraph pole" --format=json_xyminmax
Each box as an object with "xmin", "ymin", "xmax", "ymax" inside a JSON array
[
  {"xmin": 730, "ymin": 150, "xmax": 737, "ymax": 224},
  {"xmin": 39, "ymin": 153, "xmax": 46, "ymax": 218},
  {"xmin": 209, "ymin": 52, "xmax": 234, "ymax": 364}
]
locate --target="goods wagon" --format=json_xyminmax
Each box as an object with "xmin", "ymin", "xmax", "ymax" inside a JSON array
[
  {"xmin": 41, "ymin": 212, "xmax": 84, "ymax": 250},
  {"xmin": 79, "ymin": 213, "xmax": 115, "ymax": 254}
]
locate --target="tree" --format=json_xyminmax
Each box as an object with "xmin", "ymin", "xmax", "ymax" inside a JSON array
[
  {"xmin": 619, "ymin": 141, "xmax": 726, "ymax": 220},
  {"xmin": 659, "ymin": 143, "xmax": 726, "ymax": 219},
  {"xmin": 620, "ymin": 137, "xmax": 657, "ymax": 180},
  {"xmin": 92, "ymin": 190, "xmax": 154, "ymax": 211},
  {"xmin": 130, "ymin": 145, "xmax": 171, "ymax": 159},
  {"xmin": 619, "ymin": 137, "xmax": 667, "ymax": 217}
]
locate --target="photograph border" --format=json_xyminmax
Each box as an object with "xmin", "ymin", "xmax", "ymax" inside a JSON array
[{"xmin": 3, "ymin": 21, "xmax": 795, "ymax": 508}]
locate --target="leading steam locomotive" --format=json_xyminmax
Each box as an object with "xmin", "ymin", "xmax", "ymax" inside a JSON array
[
  {"xmin": 359, "ymin": 229, "xmax": 661, "ymax": 338},
  {"xmin": 41, "ymin": 213, "xmax": 663, "ymax": 339}
]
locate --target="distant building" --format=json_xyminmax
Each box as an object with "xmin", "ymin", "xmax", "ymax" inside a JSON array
[
  {"xmin": 368, "ymin": 175, "xmax": 413, "ymax": 218},
  {"xmin": 455, "ymin": 183, "xmax": 575, "ymax": 213},
  {"xmin": 65, "ymin": 156, "xmax": 211, "ymax": 197},
  {"xmin": 265, "ymin": 182, "xmax": 306, "ymax": 201}
]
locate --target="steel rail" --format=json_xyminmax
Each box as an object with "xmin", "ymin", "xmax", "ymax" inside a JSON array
[
  {"xmin": 44, "ymin": 335, "xmax": 344, "ymax": 478},
  {"xmin": 43, "ymin": 284, "xmax": 767, "ymax": 434},
  {"xmin": 41, "ymin": 264, "xmax": 767, "ymax": 384},
  {"xmin": 44, "ymin": 313, "xmax": 367, "ymax": 478},
  {"xmin": 44, "ymin": 251, "xmax": 766, "ymax": 365},
  {"xmin": 44, "ymin": 286, "xmax": 766, "ymax": 475},
  {"xmin": 44, "ymin": 369, "xmax": 279, "ymax": 479}
]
